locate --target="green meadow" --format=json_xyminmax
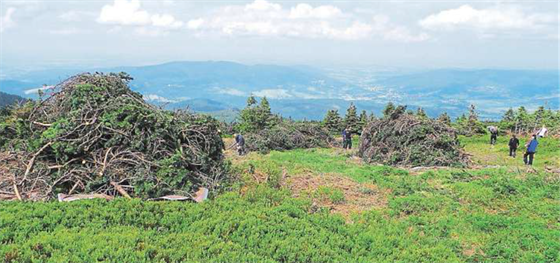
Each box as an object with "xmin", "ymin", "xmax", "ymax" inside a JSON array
[{"xmin": 1, "ymin": 135, "xmax": 559, "ymax": 263}]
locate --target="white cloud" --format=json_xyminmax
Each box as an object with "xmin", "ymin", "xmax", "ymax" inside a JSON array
[
  {"xmin": 59, "ymin": 11, "xmax": 82, "ymax": 22},
  {"xmin": 98, "ymin": 0, "xmax": 150, "ymax": 25},
  {"xmin": 97, "ymin": 0, "xmax": 184, "ymax": 31},
  {"xmin": 420, "ymin": 5, "xmax": 557, "ymax": 32},
  {"xmin": 373, "ymin": 15, "xmax": 429, "ymax": 42},
  {"xmin": 254, "ymin": 89, "xmax": 292, "ymax": 99},
  {"xmin": 187, "ymin": 18, "xmax": 204, "ymax": 29},
  {"xmin": 214, "ymin": 87, "xmax": 247, "ymax": 96},
  {"xmin": 50, "ymin": 28, "xmax": 80, "ymax": 35},
  {"xmin": 143, "ymin": 94, "xmax": 185, "ymax": 103},
  {"xmin": 245, "ymin": 0, "xmax": 281, "ymax": 12},
  {"xmin": 289, "ymin": 4, "xmax": 342, "ymax": 19},
  {"xmin": 187, "ymin": 0, "xmax": 426, "ymax": 42},
  {"xmin": 59, "ymin": 11, "xmax": 96, "ymax": 22},
  {"xmin": 151, "ymin": 14, "xmax": 183, "ymax": 29},
  {"xmin": 24, "ymin": 85, "xmax": 54, "ymax": 95},
  {"xmin": 0, "ymin": 8, "xmax": 16, "ymax": 33}
]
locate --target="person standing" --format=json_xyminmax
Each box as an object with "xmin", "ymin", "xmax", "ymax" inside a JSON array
[
  {"xmin": 523, "ymin": 135, "xmax": 538, "ymax": 165},
  {"xmin": 345, "ymin": 128, "xmax": 353, "ymax": 150},
  {"xmin": 341, "ymin": 128, "xmax": 348, "ymax": 149},
  {"xmin": 234, "ymin": 133, "xmax": 246, "ymax": 156},
  {"xmin": 489, "ymin": 126, "xmax": 498, "ymax": 145},
  {"xmin": 508, "ymin": 134, "xmax": 520, "ymax": 158}
]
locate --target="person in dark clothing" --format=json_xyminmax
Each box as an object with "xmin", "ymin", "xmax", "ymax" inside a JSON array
[
  {"xmin": 345, "ymin": 128, "xmax": 353, "ymax": 149},
  {"xmin": 341, "ymin": 129, "xmax": 348, "ymax": 149},
  {"xmin": 341, "ymin": 128, "xmax": 352, "ymax": 149},
  {"xmin": 523, "ymin": 135, "xmax": 538, "ymax": 165},
  {"xmin": 508, "ymin": 134, "xmax": 520, "ymax": 157},
  {"xmin": 234, "ymin": 133, "xmax": 246, "ymax": 156},
  {"xmin": 489, "ymin": 127, "xmax": 498, "ymax": 145}
]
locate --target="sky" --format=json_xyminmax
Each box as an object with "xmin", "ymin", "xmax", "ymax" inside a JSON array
[{"xmin": 0, "ymin": 0, "xmax": 558, "ymax": 70}]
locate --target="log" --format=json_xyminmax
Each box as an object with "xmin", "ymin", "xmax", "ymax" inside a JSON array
[{"xmin": 110, "ymin": 181, "xmax": 132, "ymax": 199}]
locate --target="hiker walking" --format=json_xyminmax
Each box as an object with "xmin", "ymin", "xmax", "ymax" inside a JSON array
[
  {"xmin": 488, "ymin": 126, "xmax": 498, "ymax": 145},
  {"xmin": 508, "ymin": 134, "xmax": 520, "ymax": 158},
  {"xmin": 523, "ymin": 134, "xmax": 538, "ymax": 165},
  {"xmin": 234, "ymin": 133, "xmax": 246, "ymax": 156}
]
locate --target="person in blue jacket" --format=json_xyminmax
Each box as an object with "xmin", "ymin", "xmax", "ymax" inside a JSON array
[{"xmin": 523, "ymin": 134, "xmax": 538, "ymax": 165}]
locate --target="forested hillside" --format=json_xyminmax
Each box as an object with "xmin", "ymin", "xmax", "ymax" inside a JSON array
[{"xmin": 0, "ymin": 91, "xmax": 24, "ymax": 108}]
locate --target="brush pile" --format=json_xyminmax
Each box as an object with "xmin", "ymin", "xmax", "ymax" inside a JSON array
[
  {"xmin": 358, "ymin": 109, "xmax": 468, "ymax": 167},
  {"xmin": 0, "ymin": 73, "xmax": 228, "ymax": 201},
  {"xmin": 245, "ymin": 122, "xmax": 334, "ymax": 153}
]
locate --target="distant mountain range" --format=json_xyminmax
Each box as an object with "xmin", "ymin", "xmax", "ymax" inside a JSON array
[
  {"xmin": 0, "ymin": 91, "xmax": 25, "ymax": 108},
  {"xmin": 1, "ymin": 61, "xmax": 558, "ymax": 120}
]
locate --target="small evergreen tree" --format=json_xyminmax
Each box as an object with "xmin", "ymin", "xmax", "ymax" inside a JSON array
[
  {"xmin": 532, "ymin": 106, "xmax": 546, "ymax": 132},
  {"xmin": 344, "ymin": 103, "xmax": 359, "ymax": 133},
  {"xmin": 368, "ymin": 112, "xmax": 377, "ymax": 122},
  {"xmin": 499, "ymin": 108, "xmax": 516, "ymax": 132},
  {"xmin": 323, "ymin": 109, "xmax": 343, "ymax": 133},
  {"xmin": 515, "ymin": 106, "xmax": 529, "ymax": 134},
  {"xmin": 238, "ymin": 96, "xmax": 276, "ymax": 133},
  {"xmin": 416, "ymin": 107, "xmax": 428, "ymax": 119},
  {"xmin": 437, "ymin": 112, "xmax": 451, "ymax": 125},
  {"xmin": 466, "ymin": 104, "xmax": 485, "ymax": 135},
  {"xmin": 382, "ymin": 102, "xmax": 395, "ymax": 118},
  {"xmin": 358, "ymin": 110, "xmax": 368, "ymax": 131}
]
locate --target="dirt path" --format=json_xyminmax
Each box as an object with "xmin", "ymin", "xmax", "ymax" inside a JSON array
[{"xmin": 287, "ymin": 174, "xmax": 388, "ymax": 219}]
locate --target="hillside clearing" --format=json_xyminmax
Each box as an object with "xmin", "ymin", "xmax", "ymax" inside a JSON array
[{"xmin": 1, "ymin": 135, "xmax": 559, "ymax": 262}]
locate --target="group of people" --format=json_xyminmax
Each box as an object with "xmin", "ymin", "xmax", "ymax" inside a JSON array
[
  {"xmin": 507, "ymin": 134, "xmax": 539, "ymax": 165},
  {"xmin": 490, "ymin": 126, "xmax": 547, "ymax": 166},
  {"xmin": 233, "ymin": 125, "xmax": 547, "ymax": 166}
]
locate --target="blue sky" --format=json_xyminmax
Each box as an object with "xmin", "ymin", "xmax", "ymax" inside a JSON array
[{"xmin": 0, "ymin": 0, "xmax": 558, "ymax": 69}]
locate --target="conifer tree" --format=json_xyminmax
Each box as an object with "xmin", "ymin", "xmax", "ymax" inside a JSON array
[
  {"xmin": 382, "ymin": 102, "xmax": 395, "ymax": 118},
  {"xmin": 238, "ymin": 96, "xmax": 275, "ymax": 132},
  {"xmin": 344, "ymin": 103, "xmax": 359, "ymax": 132},
  {"xmin": 247, "ymin": 95, "xmax": 257, "ymax": 107},
  {"xmin": 358, "ymin": 110, "xmax": 368, "ymax": 131},
  {"xmin": 515, "ymin": 106, "xmax": 529, "ymax": 134},
  {"xmin": 437, "ymin": 112, "xmax": 451, "ymax": 125},
  {"xmin": 499, "ymin": 108, "xmax": 516, "ymax": 132},
  {"xmin": 368, "ymin": 112, "xmax": 376, "ymax": 122},
  {"xmin": 257, "ymin": 97, "xmax": 276, "ymax": 129},
  {"xmin": 323, "ymin": 109, "xmax": 343, "ymax": 133},
  {"xmin": 466, "ymin": 104, "xmax": 485, "ymax": 135},
  {"xmin": 416, "ymin": 107, "xmax": 428, "ymax": 119}
]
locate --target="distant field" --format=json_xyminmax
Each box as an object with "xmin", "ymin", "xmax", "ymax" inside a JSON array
[{"xmin": 1, "ymin": 135, "xmax": 559, "ymax": 262}]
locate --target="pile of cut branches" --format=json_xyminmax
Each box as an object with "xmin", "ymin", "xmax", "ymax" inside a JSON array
[
  {"xmin": 0, "ymin": 73, "xmax": 228, "ymax": 201},
  {"xmin": 358, "ymin": 109, "xmax": 468, "ymax": 167},
  {"xmin": 244, "ymin": 121, "xmax": 334, "ymax": 153}
]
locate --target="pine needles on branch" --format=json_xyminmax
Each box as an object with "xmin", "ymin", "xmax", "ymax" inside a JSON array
[
  {"xmin": 358, "ymin": 108, "xmax": 469, "ymax": 167},
  {"xmin": 0, "ymin": 73, "xmax": 228, "ymax": 200},
  {"xmin": 244, "ymin": 122, "xmax": 335, "ymax": 154}
]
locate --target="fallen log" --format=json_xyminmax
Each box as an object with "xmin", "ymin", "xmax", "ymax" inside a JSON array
[{"xmin": 57, "ymin": 193, "xmax": 114, "ymax": 202}]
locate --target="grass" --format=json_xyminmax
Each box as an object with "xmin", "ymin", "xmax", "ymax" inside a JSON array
[
  {"xmin": 1, "ymin": 135, "xmax": 559, "ymax": 262},
  {"xmin": 460, "ymin": 135, "xmax": 560, "ymax": 169}
]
